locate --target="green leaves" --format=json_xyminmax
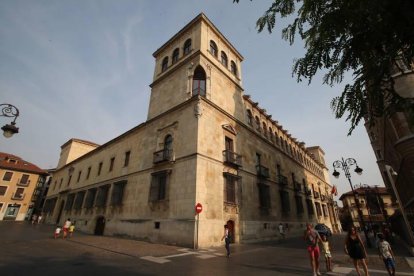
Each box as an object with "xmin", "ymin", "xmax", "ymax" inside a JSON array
[{"xmin": 234, "ymin": 0, "xmax": 414, "ymax": 135}]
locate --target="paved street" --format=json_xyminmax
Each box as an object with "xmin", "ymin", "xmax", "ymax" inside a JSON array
[{"xmin": 1, "ymin": 222, "xmax": 413, "ymax": 276}]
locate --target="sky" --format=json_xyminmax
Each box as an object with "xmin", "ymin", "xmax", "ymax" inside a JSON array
[{"xmin": 0, "ymin": 0, "xmax": 384, "ymax": 200}]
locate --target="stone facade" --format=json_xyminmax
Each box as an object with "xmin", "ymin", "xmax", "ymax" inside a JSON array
[
  {"xmin": 44, "ymin": 13, "xmax": 340, "ymax": 247},
  {"xmin": 364, "ymin": 58, "xmax": 414, "ymax": 248}
]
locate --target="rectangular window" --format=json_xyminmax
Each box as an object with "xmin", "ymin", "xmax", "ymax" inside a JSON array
[
  {"xmin": 111, "ymin": 180, "xmax": 127, "ymax": 205},
  {"xmin": 87, "ymin": 167, "xmax": 91, "ymax": 179},
  {"xmin": 0, "ymin": 186, "xmax": 7, "ymax": 196},
  {"xmin": 258, "ymin": 183, "xmax": 270, "ymax": 209},
  {"xmin": 306, "ymin": 199, "xmax": 314, "ymax": 215},
  {"xmin": 20, "ymin": 174, "xmax": 30, "ymax": 184},
  {"xmin": 84, "ymin": 188, "xmax": 97, "ymax": 209},
  {"xmin": 109, "ymin": 157, "xmax": 115, "ymax": 172},
  {"xmin": 65, "ymin": 194, "xmax": 75, "ymax": 210},
  {"xmin": 95, "ymin": 185, "xmax": 110, "ymax": 207},
  {"xmin": 73, "ymin": 191, "xmax": 86, "ymax": 210},
  {"xmin": 280, "ymin": 190, "xmax": 290, "ymax": 213},
  {"xmin": 295, "ymin": 195, "xmax": 304, "ymax": 214},
  {"xmin": 124, "ymin": 151, "xmax": 130, "ymax": 167},
  {"xmin": 67, "ymin": 175, "xmax": 72, "ymax": 186},
  {"xmin": 59, "ymin": 178, "xmax": 63, "ymax": 189},
  {"xmin": 322, "ymin": 204, "xmax": 329, "ymax": 217},
  {"xmin": 315, "ymin": 202, "xmax": 322, "ymax": 217},
  {"xmin": 53, "ymin": 180, "xmax": 57, "ymax": 191},
  {"xmin": 98, "ymin": 162, "xmax": 103, "ymax": 176},
  {"xmin": 149, "ymin": 171, "xmax": 169, "ymax": 201},
  {"xmin": 77, "ymin": 171, "xmax": 82, "ymax": 183},
  {"xmin": 224, "ymin": 173, "xmax": 238, "ymax": 204},
  {"xmin": 3, "ymin": 172, "xmax": 13, "ymax": 181}
]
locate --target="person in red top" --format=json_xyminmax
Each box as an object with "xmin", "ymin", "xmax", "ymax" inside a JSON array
[
  {"xmin": 304, "ymin": 223, "xmax": 322, "ymax": 276},
  {"xmin": 62, "ymin": 218, "xmax": 71, "ymax": 239}
]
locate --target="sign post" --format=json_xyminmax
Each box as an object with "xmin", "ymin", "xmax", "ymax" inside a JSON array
[{"xmin": 195, "ymin": 203, "xmax": 202, "ymax": 250}]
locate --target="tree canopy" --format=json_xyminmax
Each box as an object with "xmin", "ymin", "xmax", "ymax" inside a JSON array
[{"xmin": 234, "ymin": 0, "xmax": 414, "ymax": 134}]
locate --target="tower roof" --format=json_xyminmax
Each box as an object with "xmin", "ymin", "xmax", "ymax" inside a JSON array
[{"xmin": 152, "ymin": 13, "xmax": 243, "ymax": 61}]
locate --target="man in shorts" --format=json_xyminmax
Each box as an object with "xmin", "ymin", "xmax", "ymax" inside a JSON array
[
  {"xmin": 377, "ymin": 233, "xmax": 395, "ymax": 276},
  {"xmin": 304, "ymin": 223, "xmax": 322, "ymax": 276}
]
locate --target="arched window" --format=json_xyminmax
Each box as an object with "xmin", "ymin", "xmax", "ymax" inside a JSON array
[
  {"xmin": 221, "ymin": 51, "xmax": 228, "ymax": 67},
  {"xmin": 275, "ymin": 134, "xmax": 279, "ymax": 145},
  {"xmin": 161, "ymin": 57, "xmax": 168, "ymax": 72},
  {"xmin": 255, "ymin": 116, "xmax": 260, "ymax": 131},
  {"xmin": 164, "ymin": 135, "xmax": 173, "ymax": 151},
  {"xmin": 172, "ymin": 48, "xmax": 179, "ymax": 64},
  {"xmin": 262, "ymin": 123, "xmax": 267, "ymax": 137},
  {"xmin": 268, "ymin": 127, "xmax": 273, "ymax": 141},
  {"xmin": 183, "ymin": 39, "xmax": 192, "ymax": 55},
  {"xmin": 247, "ymin": 110, "xmax": 253, "ymax": 126},
  {"xmin": 192, "ymin": 66, "xmax": 206, "ymax": 96},
  {"xmin": 210, "ymin": 40, "xmax": 218, "ymax": 57},
  {"xmin": 230, "ymin": 61, "xmax": 237, "ymax": 76}
]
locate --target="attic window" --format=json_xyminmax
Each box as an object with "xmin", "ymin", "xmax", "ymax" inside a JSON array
[{"xmin": 8, "ymin": 159, "xmax": 17, "ymax": 164}]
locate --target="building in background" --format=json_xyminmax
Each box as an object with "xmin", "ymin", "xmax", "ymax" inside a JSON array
[
  {"xmin": 0, "ymin": 152, "xmax": 48, "ymax": 221},
  {"xmin": 339, "ymin": 185, "xmax": 397, "ymax": 232},
  {"xmin": 44, "ymin": 13, "xmax": 340, "ymax": 247},
  {"xmin": 364, "ymin": 59, "xmax": 414, "ymax": 250}
]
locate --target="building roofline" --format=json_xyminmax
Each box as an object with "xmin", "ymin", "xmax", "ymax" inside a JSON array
[{"xmin": 152, "ymin": 13, "xmax": 243, "ymax": 61}]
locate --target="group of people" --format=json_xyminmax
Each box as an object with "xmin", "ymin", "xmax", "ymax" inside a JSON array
[
  {"xmin": 31, "ymin": 213, "xmax": 43, "ymax": 224},
  {"xmin": 304, "ymin": 224, "xmax": 395, "ymax": 276},
  {"xmin": 221, "ymin": 223, "xmax": 396, "ymax": 276},
  {"xmin": 54, "ymin": 218, "xmax": 75, "ymax": 239}
]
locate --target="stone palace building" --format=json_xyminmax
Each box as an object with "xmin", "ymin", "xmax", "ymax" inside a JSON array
[{"xmin": 44, "ymin": 13, "xmax": 340, "ymax": 247}]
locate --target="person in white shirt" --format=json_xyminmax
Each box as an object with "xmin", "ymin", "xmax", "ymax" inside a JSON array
[
  {"xmin": 63, "ymin": 218, "xmax": 72, "ymax": 239},
  {"xmin": 279, "ymin": 223, "xmax": 285, "ymax": 240},
  {"xmin": 377, "ymin": 233, "xmax": 395, "ymax": 276}
]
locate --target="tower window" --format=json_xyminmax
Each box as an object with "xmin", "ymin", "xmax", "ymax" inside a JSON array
[
  {"xmin": 192, "ymin": 66, "xmax": 206, "ymax": 97},
  {"xmin": 172, "ymin": 48, "xmax": 179, "ymax": 64},
  {"xmin": 183, "ymin": 39, "xmax": 192, "ymax": 55},
  {"xmin": 210, "ymin": 40, "xmax": 218, "ymax": 57},
  {"xmin": 221, "ymin": 51, "xmax": 228, "ymax": 67},
  {"xmin": 161, "ymin": 57, "xmax": 168, "ymax": 72},
  {"xmin": 230, "ymin": 61, "xmax": 237, "ymax": 76}
]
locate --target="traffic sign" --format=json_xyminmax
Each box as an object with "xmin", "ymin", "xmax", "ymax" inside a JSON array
[{"xmin": 195, "ymin": 203, "xmax": 203, "ymax": 214}]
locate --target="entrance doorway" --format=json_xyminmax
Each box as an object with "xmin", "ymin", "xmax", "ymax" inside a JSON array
[
  {"xmin": 94, "ymin": 216, "xmax": 105, "ymax": 235},
  {"xmin": 226, "ymin": 220, "xmax": 235, "ymax": 243},
  {"xmin": 56, "ymin": 200, "xmax": 65, "ymax": 225}
]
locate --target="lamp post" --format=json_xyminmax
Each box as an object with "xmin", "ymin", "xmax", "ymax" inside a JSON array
[
  {"xmin": 0, "ymin": 103, "xmax": 20, "ymax": 138},
  {"xmin": 332, "ymin": 157, "xmax": 372, "ymax": 247}
]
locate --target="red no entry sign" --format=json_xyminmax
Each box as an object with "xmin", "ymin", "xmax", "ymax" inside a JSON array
[{"xmin": 195, "ymin": 203, "xmax": 203, "ymax": 214}]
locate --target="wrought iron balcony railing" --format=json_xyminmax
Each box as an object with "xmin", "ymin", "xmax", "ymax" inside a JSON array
[
  {"xmin": 256, "ymin": 165, "xmax": 270, "ymax": 178},
  {"xmin": 294, "ymin": 181, "xmax": 302, "ymax": 192},
  {"xmin": 278, "ymin": 174, "xmax": 288, "ymax": 186},
  {"xmin": 153, "ymin": 149, "xmax": 173, "ymax": 164},
  {"xmin": 223, "ymin": 150, "xmax": 242, "ymax": 167}
]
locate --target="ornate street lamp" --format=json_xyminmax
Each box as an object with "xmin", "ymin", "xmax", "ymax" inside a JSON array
[
  {"xmin": 332, "ymin": 157, "xmax": 372, "ymax": 247},
  {"xmin": 1, "ymin": 104, "xmax": 20, "ymax": 138}
]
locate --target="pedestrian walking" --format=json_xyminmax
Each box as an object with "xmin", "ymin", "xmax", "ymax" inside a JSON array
[
  {"xmin": 279, "ymin": 223, "xmax": 285, "ymax": 240},
  {"xmin": 63, "ymin": 218, "xmax": 71, "ymax": 239},
  {"xmin": 321, "ymin": 235, "xmax": 333, "ymax": 272},
  {"xmin": 31, "ymin": 214, "xmax": 38, "ymax": 225},
  {"xmin": 285, "ymin": 222, "xmax": 289, "ymax": 233},
  {"xmin": 69, "ymin": 223, "xmax": 75, "ymax": 238},
  {"xmin": 344, "ymin": 226, "xmax": 369, "ymax": 276},
  {"xmin": 37, "ymin": 214, "xmax": 42, "ymax": 224},
  {"xmin": 54, "ymin": 226, "xmax": 62, "ymax": 239},
  {"xmin": 377, "ymin": 233, "xmax": 395, "ymax": 276},
  {"xmin": 221, "ymin": 224, "xmax": 231, "ymax": 258},
  {"xmin": 304, "ymin": 223, "xmax": 322, "ymax": 276}
]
